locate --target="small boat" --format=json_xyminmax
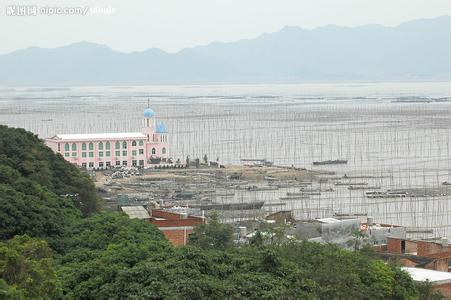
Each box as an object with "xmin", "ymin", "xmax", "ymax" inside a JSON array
[
  {"xmin": 280, "ymin": 196, "xmax": 309, "ymax": 200},
  {"xmin": 241, "ymin": 186, "xmax": 279, "ymax": 191},
  {"xmin": 173, "ymin": 192, "xmax": 196, "ymax": 199},
  {"xmin": 289, "ymin": 191, "xmax": 321, "ymax": 196},
  {"xmin": 263, "ymin": 202, "xmax": 287, "ymax": 207},
  {"xmin": 193, "ymin": 201, "xmax": 265, "ymax": 211},
  {"xmin": 365, "ymin": 191, "xmax": 408, "ymax": 198},
  {"xmin": 365, "ymin": 191, "xmax": 385, "ymax": 198},
  {"xmin": 348, "ymin": 186, "xmax": 381, "ymax": 190},
  {"xmin": 386, "ymin": 191, "xmax": 408, "ymax": 198},
  {"xmin": 313, "ymin": 160, "xmax": 348, "ymax": 165},
  {"xmin": 335, "ymin": 182, "xmax": 368, "ymax": 186}
]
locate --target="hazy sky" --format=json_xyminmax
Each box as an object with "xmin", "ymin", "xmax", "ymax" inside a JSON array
[{"xmin": 1, "ymin": 0, "xmax": 451, "ymax": 54}]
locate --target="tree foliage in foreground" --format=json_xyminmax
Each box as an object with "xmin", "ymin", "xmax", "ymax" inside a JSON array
[
  {"xmin": 188, "ymin": 211, "xmax": 234, "ymax": 250},
  {"xmin": 0, "ymin": 235, "xmax": 60, "ymax": 298}
]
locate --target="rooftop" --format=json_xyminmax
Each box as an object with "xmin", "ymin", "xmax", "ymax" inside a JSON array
[
  {"xmin": 47, "ymin": 132, "xmax": 147, "ymax": 141},
  {"xmin": 121, "ymin": 206, "xmax": 151, "ymax": 219},
  {"xmin": 316, "ymin": 217, "xmax": 342, "ymax": 224},
  {"xmin": 402, "ymin": 267, "xmax": 451, "ymax": 285}
]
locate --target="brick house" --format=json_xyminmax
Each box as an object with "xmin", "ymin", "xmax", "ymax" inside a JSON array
[
  {"xmin": 149, "ymin": 210, "xmax": 205, "ymax": 246},
  {"xmin": 383, "ymin": 237, "xmax": 451, "ymax": 272}
]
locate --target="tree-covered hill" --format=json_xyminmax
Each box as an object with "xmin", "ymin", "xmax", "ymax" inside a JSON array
[
  {"xmin": 0, "ymin": 125, "xmax": 99, "ymax": 216},
  {"xmin": 0, "ymin": 125, "xmax": 99, "ymax": 247},
  {"xmin": 0, "ymin": 125, "xmax": 426, "ymax": 299}
]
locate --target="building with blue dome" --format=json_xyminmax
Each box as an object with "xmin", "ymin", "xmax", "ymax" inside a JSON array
[
  {"xmin": 155, "ymin": 121, "xmax": 168, "ymax": 133},
  {"xmin": 144, "ymin": 108, "xmax": 155, "ymax": 118},
  {"xmin": 45, "ymin": 104, "xmax": 170, "ymax": 169}
]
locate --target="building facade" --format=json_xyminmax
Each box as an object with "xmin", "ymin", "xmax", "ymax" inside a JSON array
[
  {"xmin": 45, "ymin": 107, "xmax": 169, "ymax": 169},
  {"xmin": 149, "ymin": 209, "xmax": 205, "ymax": 246}
]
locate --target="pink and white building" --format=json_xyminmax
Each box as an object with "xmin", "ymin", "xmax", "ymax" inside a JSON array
[{"xmin": 45, "ymin": 107, "xmax": 169, "ymax": 169}]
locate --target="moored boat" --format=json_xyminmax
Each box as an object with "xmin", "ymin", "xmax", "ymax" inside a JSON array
[{"xmin": 313, "ymin": 159, "xmax": 348, "ymax": 165}]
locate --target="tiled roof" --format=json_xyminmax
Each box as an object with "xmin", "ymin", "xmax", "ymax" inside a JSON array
[{"xmin": 48, "ymin": 132, "xmax": 146, "ymax": 141}]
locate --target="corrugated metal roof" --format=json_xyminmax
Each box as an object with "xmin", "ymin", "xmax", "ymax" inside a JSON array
[
  {"xmin": 49, "ymin": 132, "xmax": 147, "ymax": 141},
  {"xmin": 316, "ymin": 217, "xmax": 341, "ymax": 224},
  {"xmin": 121, "ymin": 206, "xmax": 151, "ymax": 219},
  {"xmin": 402, "ymin": 267, "xmax": 451, "ymax": 284}
]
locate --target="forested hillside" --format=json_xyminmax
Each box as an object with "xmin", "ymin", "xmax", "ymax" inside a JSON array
[{"xmin": 0, "ymin": 125, "xmax": 426, "ymax": 298}]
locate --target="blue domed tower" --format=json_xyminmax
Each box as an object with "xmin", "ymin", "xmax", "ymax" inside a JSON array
[
  {"xmin": 155, "ymin": 121, "xmax": 169, "ymax": 158},
  {"xmin": 142, "ymin": 106, "xmax": 155, "ymax": 142},
  {"xmin": 140, "ymin": 101, "xmax": 170, "ymax": 161}
]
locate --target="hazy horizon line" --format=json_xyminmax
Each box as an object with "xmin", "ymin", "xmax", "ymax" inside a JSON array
[{"xmin": 2, "ymin": 14, "xmax": 449, "ymax": 56}]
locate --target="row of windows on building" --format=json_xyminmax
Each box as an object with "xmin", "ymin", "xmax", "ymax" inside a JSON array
[
  {"xmin": 63, "ymin": 147, "xmax": 166, "ymax": 158},
  {"xmin": 148, "ymin": 134, "xmax": 168, "ymax": 143},
  {"xmin": 64, "ymin": 149, "xmax": 145, "ymax": 158},
  {"xmin": 59, "ymin": 140, "xmax": 146, "ymax": 152},
  {"xmin": 82, "ymin": 160, "xmax": 145, "ymax": 169}
]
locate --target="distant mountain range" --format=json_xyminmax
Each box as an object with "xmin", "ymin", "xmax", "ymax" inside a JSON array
[{"xmin": 1, "ymin": 16, "xmax": 451, "ymax": 85}]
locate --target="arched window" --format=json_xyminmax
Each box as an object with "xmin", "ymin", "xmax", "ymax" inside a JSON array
[
  {"xmin": 139, "ymin": 140, "xmax": 144, "ymax": 146},
  {"xmin": 71, "ymin": 143, "xmax": 77, "ymax": 151},
  {"xmin": 88, "ymin": 142, "xmax": 94, "ymax": 150},
  {"xmin": 115, "ymin": 141, "xmax": 120, "ymax": 149},
  {"xmin": 64, "ymin": 143, "xmax": 69, "ymax": 151},
  {"xmin": 151, "ymin": 148, "xmax": 156, "ymax": 155},
  {"xmin": 122, "ymin": 141, "xmax": 127, "ymax": 149},
  {"xmin": 106, "ymin": 142, "xmax": 110, "ymax": 150},
  {"xmin": 132, "ymin": 140, "xmax": 137, "ymax": 146},
  {"xmin": 162, "ymin": 147, "xmax": 166, "ymax": 154},
  {"xmin": 82, "ymin": 143, "xmax": 87, "ymax": 151},
  {"xmin": 98, "ymin": 142, "xmax": 103, "ymax": 150}
]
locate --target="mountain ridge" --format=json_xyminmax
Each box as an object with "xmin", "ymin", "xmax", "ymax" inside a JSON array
[{"xmin": 1, "ymin": 16, "xmax": 451, "ymax": 85}]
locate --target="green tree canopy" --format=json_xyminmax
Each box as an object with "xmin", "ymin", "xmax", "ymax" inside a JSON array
[
  {"xmin": 0, "ymin": 235, "xmax": 60, "ymax": 298},
  {"xmin": 0, "ymin": 125, "xmax": 99, "ymax": 216},
  {"xmin": 188, "ymin": 211, "xmax": 234, "ymax": 250}
]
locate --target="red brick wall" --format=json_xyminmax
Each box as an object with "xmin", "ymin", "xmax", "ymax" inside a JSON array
[
  {"xmin": 425, "ymin": 259, "xmax": 449, "ymax": 272},
  {"xmin": 418, "ymin": 241, "xmax": 444, "ymax": 256},
  {"xmin": 406, "ymin": 240, "xmax": 417, "ymax": 253},
  {"xmin": 152, "ymin": 210, "xmax": 203, "ymax": 220},
  {"xmin": 398, "ymin": 258, "xmax": 418, "ymax": 267},
  {"xmin": 373, "ymin": 244, "xmax": 387, "ymax": 252},
  {"xmin": 150, "ymin": 218, "xmax": 203, "ymax": 227},
  {"xmin": 387, "ymin": 238, "xmax": 402, "ymax": 253},
  {"xmin": 149, "ymin": 210, "xmax": 204, "ymax": 228},
  {"xmin": 435, "ymin": 259, "xmax": 449, "ymax": 272},
  {"xmin": 434, "ymin": 283, "xmax": 451, "ymax": 299},
  {"xmin": 161, "ymin": 228, "xmax": 194, "ymax": 246}
]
